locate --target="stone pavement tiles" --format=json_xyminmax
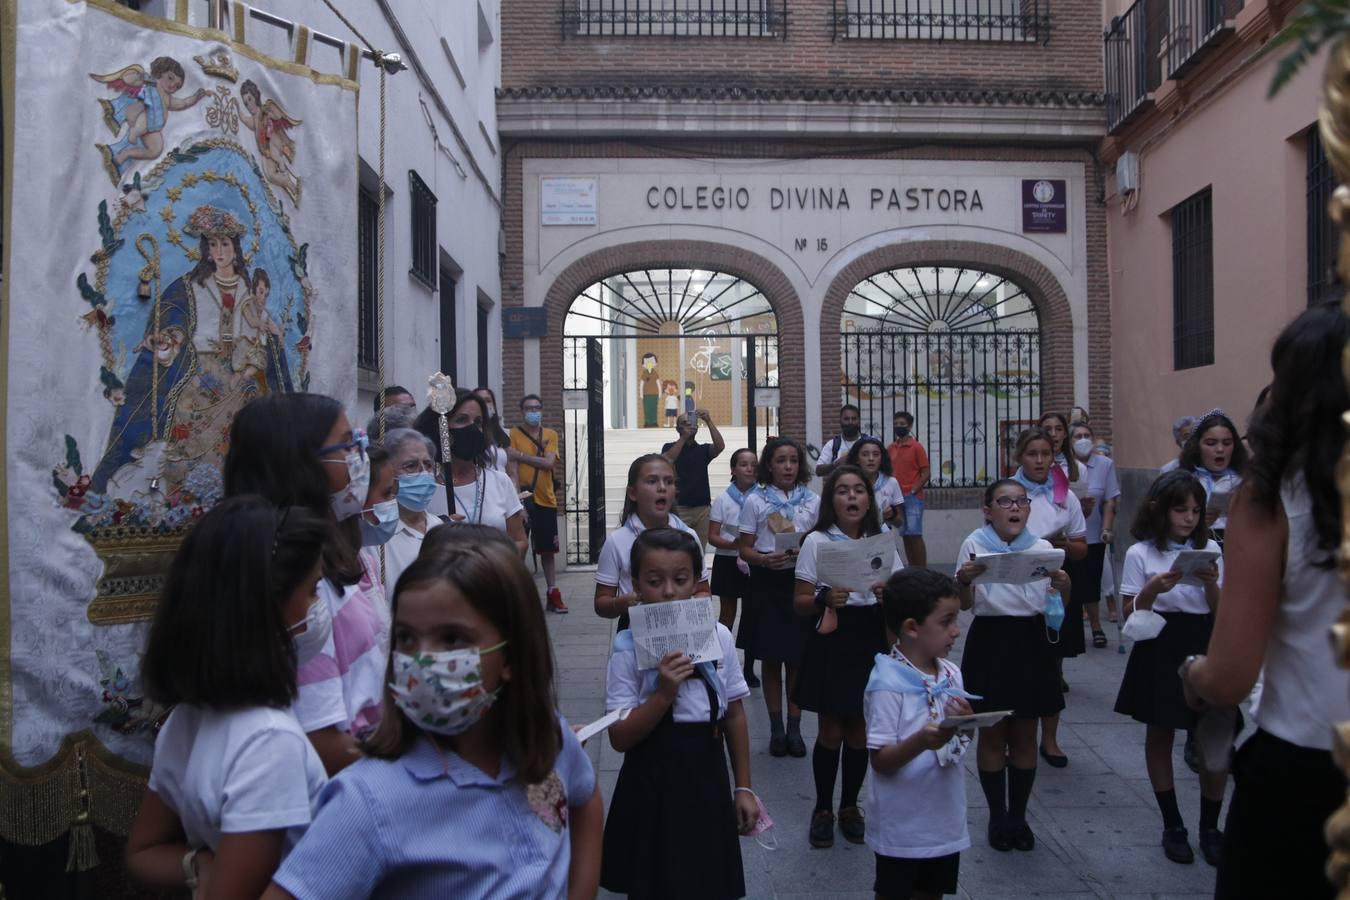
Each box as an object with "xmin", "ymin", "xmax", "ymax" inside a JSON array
[{"xmin": 540, "ymin": 569, "xmax": 1225, "ymax": 900}]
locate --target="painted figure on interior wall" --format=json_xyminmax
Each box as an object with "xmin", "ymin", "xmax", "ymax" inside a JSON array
[
  {"xmin": 663, "ymin": 379, "xmax": 680, "ymax": 426},
  {"xmin": 91, "ymin": 56, "xmax": 210, "ymax": 186},
  {"xmin": 640, "ymin": 352, "xmax": 660, "ymax": 427}
]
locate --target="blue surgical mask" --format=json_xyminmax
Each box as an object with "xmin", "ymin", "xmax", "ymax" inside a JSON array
[
  {"xmin": 524, "ymin": 411, "xmax": 543, "ymax": 427},
  {"xmin": 359, "ymin": 499, "xmax": 400, "ymax": 546},
  {"xmin": 1044, "ymin": 589, "xmax": 1065, "ymax": 636},
  {"xmin": 397, "ymin": 473, "xmax": 438, "ymax": 512}
]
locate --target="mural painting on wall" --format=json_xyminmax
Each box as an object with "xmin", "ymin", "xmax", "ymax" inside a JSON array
[
  {"xmin": 2, "ymin": 0, "xmax": 359, "ymax": 824},
  {"xmin": 640, "ymin": 352, "xmax": 660, "ymax": 427}
]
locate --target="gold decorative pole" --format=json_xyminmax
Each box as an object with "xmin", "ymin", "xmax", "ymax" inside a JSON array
[{"xmin": 1318, "ymin": 38, "xmax": 1350, "ymax": 898}]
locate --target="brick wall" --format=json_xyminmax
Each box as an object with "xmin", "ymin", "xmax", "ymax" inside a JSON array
[{"xmin": 503, "ymin": 0, "xmax": 1105, "ymax": 94}]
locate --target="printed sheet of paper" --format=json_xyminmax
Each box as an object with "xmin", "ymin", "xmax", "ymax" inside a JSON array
[
  {"xmin": 628, "ymin": 598, "xmax": 724, "ymax": 670},
  {"xmin": 1207, "ymin": 489, "xmax": 1232, "ymax": 518},
  {"xmin": 576, "ymin": 708, "xmax": 630, "ymax": 744},
  {"xmin": 940, "ymin": 710, "xmax": 1013, "ymax": 730},
  {"xmin": 1170, "ymin": 549, "xmax": 1220, "ymax": 580},
  {"xmin": 773, "ymin": 531, "xmax": 804, "ymax": 553},
  {"xmin": 817, "ymin": 532, "xmax": 896, "ymax": 592},
  {"xmin": 972, "ymin": 549, "xmax": 1066, "ymax": 585}
]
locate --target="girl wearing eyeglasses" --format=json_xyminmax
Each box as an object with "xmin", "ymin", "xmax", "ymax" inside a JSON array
[{"xmin": 955, "ymin": 478, "xmax": 1071, "ymax": 855}]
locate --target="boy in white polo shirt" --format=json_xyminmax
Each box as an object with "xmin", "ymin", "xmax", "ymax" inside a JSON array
[{"xmin": 864, "ymin": 568, "xmax": 974, "ymax": 899}]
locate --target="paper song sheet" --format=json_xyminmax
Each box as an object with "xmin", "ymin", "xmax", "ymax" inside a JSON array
[
  {"xmin": 628, "ymin": 598, "xmax": 724, "ymax": 670},
  {"xmin": 773, "ymin": 531, "xmax": 804, "ymax": 553},
  {"xmin": 576, "ymin": 708, "xmax": 630, "ymax": 744},
  {"xmin": 1170, "ymin": 549, "xmax": 1220, "ymax": 580},
  {"xmin": 972, "ymin": 548, "xmax": 1066, "ymax": 585},
  {"xmin": 940, "ymin": 710, "xmax": 1012, "ymax": 731},
  {"xmin": 816, "ymin": 532, "xmax": 896, "ymax": 592},
  {"xmin": 1207, "ymin": 489, "xmax": 1232, "ymax": 518}
]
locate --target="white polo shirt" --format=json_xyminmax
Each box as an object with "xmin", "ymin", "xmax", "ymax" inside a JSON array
[
  {"xmin": 595, "ymin": 514, "xmax": 709, "ymax": 596},
  {"xmin": 1120, "ymin": 538, "xmax": 1223, "ymax": 615}
]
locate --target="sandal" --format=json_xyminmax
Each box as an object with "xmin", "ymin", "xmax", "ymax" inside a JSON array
[{"xmin": 1092, "ymin": 630, "xmax": 1108, "ymax": 649}]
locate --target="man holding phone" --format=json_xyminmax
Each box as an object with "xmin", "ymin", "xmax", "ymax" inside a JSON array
[{"xmin": 660, "ymin": 407, "xmax": 725, "ymax": 550}]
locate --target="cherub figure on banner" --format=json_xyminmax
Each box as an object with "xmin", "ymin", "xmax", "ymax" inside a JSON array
[
  {"xmin": 239, "ymin": 79, "xmax": 302, "ymax": 205},
  {"xmin": 91, "ymin": 56, "xmax": 210, "ymax": 186}
]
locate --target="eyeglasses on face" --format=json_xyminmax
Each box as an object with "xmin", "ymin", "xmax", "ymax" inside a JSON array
[
  {"xmin": 318, "ymin": 429, "xmax": 369, "ymax": 460},
  {"xmin": 992, "ymin": 496, "xmax": 1033, "ymax": 510},
  {"xmin": 397, "ymin": 458, "xmax": 437, "ymax": 475}
]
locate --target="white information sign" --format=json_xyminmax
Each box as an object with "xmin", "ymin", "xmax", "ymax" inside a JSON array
[{"xmin": 541, "ymin": 176, "xmax": 598, "ymax": 225}]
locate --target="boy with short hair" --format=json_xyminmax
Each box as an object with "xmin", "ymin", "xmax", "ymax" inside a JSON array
[{"xmin": 865, "ymin": 568, "xmax": 973, "ymax": 899}]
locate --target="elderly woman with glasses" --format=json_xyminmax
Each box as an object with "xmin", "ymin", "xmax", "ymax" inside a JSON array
[{"xmin": 379, "ymin": 427, "xmax": 444, "ymax": 587}]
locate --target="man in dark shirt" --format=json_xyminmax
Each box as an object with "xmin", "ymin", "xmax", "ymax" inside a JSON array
[{"xmin": 660, "ymin": 408, "xmax": 725, "ymax": 550}]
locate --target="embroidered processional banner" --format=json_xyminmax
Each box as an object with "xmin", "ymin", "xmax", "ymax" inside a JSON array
[{"xmin": 0, "ymin": 0, "xmax": 358, "ymax": 843}]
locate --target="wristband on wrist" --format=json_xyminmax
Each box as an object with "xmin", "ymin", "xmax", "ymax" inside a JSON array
[{"xmin": 814, "ymin": 586, "xmax": 830, "ymax": 612}]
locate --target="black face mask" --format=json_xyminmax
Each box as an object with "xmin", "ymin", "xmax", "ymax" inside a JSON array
[
  {"xmin": 448, "ymin": 424, "xmax": 486, "ymax": 461},
  {"xmin": 894, "ymin": 426, "xmax": 910, "ymax": 439},
  {"xmin": 842, "ymin": 426, "xmax": 860, "ymax": 440}
]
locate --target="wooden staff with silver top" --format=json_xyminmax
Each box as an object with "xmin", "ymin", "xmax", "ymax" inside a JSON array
[{"xmin": 427, "ymin": 372, "xmax": 456, "ymax": 516}]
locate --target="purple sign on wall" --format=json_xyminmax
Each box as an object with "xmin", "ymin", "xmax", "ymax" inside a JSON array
[{"xmin": 1021, "ymin": 179, "xmax": 1067, "ymax": 233}]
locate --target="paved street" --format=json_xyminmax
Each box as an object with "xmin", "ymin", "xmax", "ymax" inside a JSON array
[{"xmin": 541, "ymin": 568, "xmax": 1228, "ymax": 900}]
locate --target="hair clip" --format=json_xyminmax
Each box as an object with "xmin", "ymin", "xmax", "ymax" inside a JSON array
[{"xmin": 353, "ymin": 428, "xmax": 370, "ymax": 451}]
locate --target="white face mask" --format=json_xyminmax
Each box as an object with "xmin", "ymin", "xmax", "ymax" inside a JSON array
[
  {"xmin": 329, "ymin": 450, "xmax": 370, "ymax": 521},
  {"xmin": 389, "ymin": 642, "xmax": 506, "ymax": 736},
  {"xmin": 1072, "ymin": 438, "xmax": 1094, "ymax": 459},
  {"xmin": 288, "ymin": 597, "xmax": 332, "ymax": 666}
]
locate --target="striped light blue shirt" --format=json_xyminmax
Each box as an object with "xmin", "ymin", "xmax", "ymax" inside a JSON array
[{"xmin": 273, "ymin": 720, "xmax": 595, "ymax": 899}]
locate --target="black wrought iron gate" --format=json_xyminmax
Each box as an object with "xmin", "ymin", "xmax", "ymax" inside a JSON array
[{"xmin": 839, "ymin": 329, "xmax": 1041, "ymax": 488}]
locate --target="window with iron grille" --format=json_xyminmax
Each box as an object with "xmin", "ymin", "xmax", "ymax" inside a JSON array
[
  {"xmin": 1171, "ymin": 188, "xmax": 1214, "ymax": 370},
  {"xmin": 477, "ymin": 303, "xmax": 490, "ymax": 387},
  {"xmin": 1308, "ymin": 127, "xmax": 1341, "ymax": 307},
  {"xmin": 357, "ymin": 186, "xmax": 379, "ymax": 370},
  {"xmin": 566, "ymin": 0, "xmax": 785, "ymax": 37},
  {"xmin": 833, "ymin": 0, "xmax": 1049, "ymax": 42},
  {"xmin": 408, "ymin": 171, "xmax": 437, "ymax": 289}
]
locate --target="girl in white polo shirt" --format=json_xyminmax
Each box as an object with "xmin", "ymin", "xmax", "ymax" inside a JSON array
[
  {"xmin": 793, "ymin": 465, "xmax": 902, "ymax": 849},
  {"xmin": 1114, "ymin": 470, "xmax": 1226, "ymax": 867},
  {"xmin": 955, "ymin": 478, "xmax": 1070, "ymax": 854},
  {"xmin": 1177, "ymin": 410, "xmax": 1247, "ymax": 542},
  {"xmin": 846, "ymin": 436, "xmax": 905, "ymax": 529},
  {"xmin": 710, "ymin": 448, "xmax": 762, "ymax": 686},
  {"xmin": 127, "ymin": 498, "xmax": 330, "ymax": 896}
]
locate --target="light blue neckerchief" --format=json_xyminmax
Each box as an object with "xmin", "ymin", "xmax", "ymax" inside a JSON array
[
  {"xmin": 725, "ymin": 482, "xmax": 750, "ymax": 507},
  {"xmin": 1011, "ymin": 468, "xmax": 1053, "ymax": 501},
  {"xmin": 971, "ymin": 524, "xmax": 1039, "ymax": 554},
  {"xmin": 1192, "ymin": 467, "xmax": 1233, "ymax": 497},
  {"xmin": 865, "ymin": 652, "xmax": 981, "ymax": 704},
  {"xmin": 759, "ymin": 484, "xmax": 813, "ymax": 517},
  {"xmin": 1166, "ymin": 540, "xmax": 1190, "ymax": 551},
  {"xmin": 612, "ymin": 629, "xmax": 725, "ymax": 707}
]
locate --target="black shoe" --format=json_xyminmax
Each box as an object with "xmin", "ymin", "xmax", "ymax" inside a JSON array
[
  {"xmin": 744, "ymin": 670, "xmax": 761, "ymax": 689},
  {"xmin": 1199, "ymin": 827, "xmax": 1223, "ymax": 866},
  {"xmin": 838, "ymin": 806, "xmax": 865, "ymax": 844},
  {"xmin": 1011, "ymin": 821, "xmax": 1036, "ymax": 851},
  {"xmin": 1162, "ymin": 826, "xmax": 1195, "ymax": 864},
  {"xmin": 769, "ymin": 733, "xmax": 787, "ymax": 757},
  {"xmin": 786, "ymin": 731, "xmax": 807, "ymax": 758},
  {"xmin": 987, "ymin": 817, "xmax": 1013, "ymax": 852},
  {"xmin": 809, "ymin": 810, "xmax": 835, "ymax": 848},
  {"xmin": 1183, "ymin": 732, "xmax": 1201, "ymax": 774},
  {"xmin": 1039, "ymin": 746, "xmax": 1069, "ymax": 768}
]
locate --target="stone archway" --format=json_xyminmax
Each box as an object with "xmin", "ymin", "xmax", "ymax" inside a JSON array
[
  {"xmin": 819, "ymin": 240, "xmax": 1078, "ymax": 441},
  {"xmin": 507, "ymin": 239, "xmax": 807, "ymax": 440}
]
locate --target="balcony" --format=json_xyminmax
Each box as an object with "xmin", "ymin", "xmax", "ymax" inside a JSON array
[
  {"xmin": 561, "ymin": 0, "xmax": 789, "ymax": 37},
  {"xmin": 1104, "ymin": 0, "xmax": 1242, "ymax": 132},
  {"xmin": 831, "ymin": 0, "xmax": 1051, "ymax": 43}
]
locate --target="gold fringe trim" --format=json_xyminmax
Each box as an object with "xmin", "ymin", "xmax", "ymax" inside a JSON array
[{"xmin": 0, "ymin": 732, "xmax": 147, "ymax": 846}]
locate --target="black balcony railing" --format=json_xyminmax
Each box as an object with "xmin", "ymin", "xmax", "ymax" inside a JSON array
[
  {"xmin": 562, "ymin": 0, "xmax": 788, "ymax": 37},
  {"xmin": 1104, "ymin": 0, "xmax": 1241, "ymax": 131},
  {"xmin": 831, "ymin": 0, "xmax": 1050, "ymax": 43}
]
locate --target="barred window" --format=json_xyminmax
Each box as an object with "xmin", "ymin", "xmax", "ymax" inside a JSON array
[
  {"xmin": 835, "ymin": 0, "xmax": 1049, "ymax": 42},
  {"xmin": 440, "ymin": 268, "xmax": 459, "ymax": 382},
  {"xmin": 1171, "ymin": 188, "xmax": 1214, "ymax": 370},
  {"xmin": 1307, "ymin": 127, "xmax": 1341, "ymax": 307},
  {"xmin": 409, "ymin": 171, "xmax": 437, "ymax": 289},
  {"xmin": 357, "ymin": 186, "xmax": 379, "ymax": 371},
  {"xmin": 567, "ymin": 0, "xmax": 783, "ymax": 37}
]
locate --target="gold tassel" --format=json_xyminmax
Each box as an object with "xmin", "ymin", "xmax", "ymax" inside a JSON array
[{"xmin": 65, "ymin": 809, "xmax": 98, "ymax": 873}]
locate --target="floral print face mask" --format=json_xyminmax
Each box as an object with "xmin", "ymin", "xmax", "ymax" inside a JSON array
[{"xmin": 389, "ymin": 642, "xmax": 507, "ymax": 736}]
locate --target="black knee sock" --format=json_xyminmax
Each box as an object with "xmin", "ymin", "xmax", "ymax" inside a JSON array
[
  {"xmin": 768, "ymin": 710, "xmax": 784, "ymax": 737},
  {"xmin": 1007, "ymin": 766, "xmax": 1036, "ymax": 824},
  {"xmin": 840, "ymin": 746, "xmax": 869, "ymax": 810},
  {"xmin": 1200, "ymin": 795, "xmax": 1222, "ymax": 831},
  {"xmin": 812, "ymin": 743, "xmax": 841, "ymax": 812},
  {"xmin": 978, "ymin": 768, "xmax": 1008, "ymax": 822},
  {"xmin": 786, "ymin": 715, "xmax": 802, "ymax": 737},
  {"xmin": 1155, "ymin": 788, "xmax": 1184, "ymax": 830}
]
